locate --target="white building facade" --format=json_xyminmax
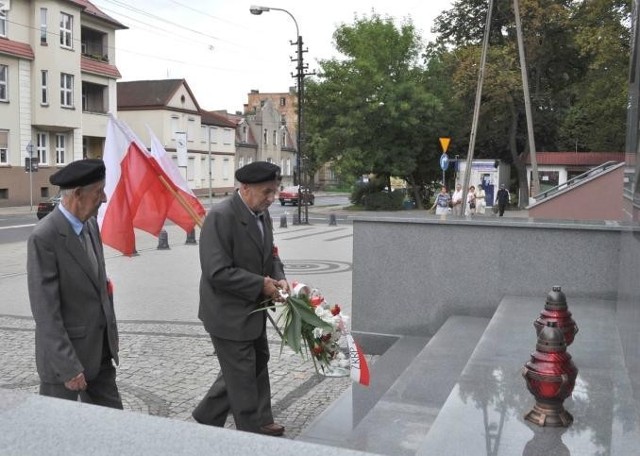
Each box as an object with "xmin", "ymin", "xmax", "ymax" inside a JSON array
[{"xmin": 0, "ymin": 0, "xmax": 125, "ymax": 206}]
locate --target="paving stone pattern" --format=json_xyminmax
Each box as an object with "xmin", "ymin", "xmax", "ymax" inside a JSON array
[{"xmin": 0, "ymin": 315, "xmax": 352, "ymax": 439}]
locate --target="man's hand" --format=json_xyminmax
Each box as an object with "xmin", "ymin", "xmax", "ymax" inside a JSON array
[
  {"xmin": 263, "ymin": 277, "xmax": 289, "ymax": 302},
  {"xmin": 64, "ymin": 372, "xmax": 87, "ymax": 391}
]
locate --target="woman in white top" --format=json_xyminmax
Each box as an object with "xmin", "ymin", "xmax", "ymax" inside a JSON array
[{"xmin": 475, "ymin": 185, "xmax": 486, "ymax": 214}]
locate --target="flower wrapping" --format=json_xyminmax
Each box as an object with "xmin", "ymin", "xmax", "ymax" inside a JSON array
[{"xmin": 259, "ymin": 281, "xmax": 353, "ymax": 376}]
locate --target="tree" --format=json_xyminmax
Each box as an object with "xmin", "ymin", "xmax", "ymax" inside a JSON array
[
  {"xmin": 430, "ymin": 0, "xmax": 630, "ymax": 207},
  {"xmin": 304, "ymin": 13, "xmax": 442, "ymax": 203}
]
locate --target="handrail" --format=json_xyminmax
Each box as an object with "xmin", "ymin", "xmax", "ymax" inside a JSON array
[{"xmin": 533, "ymin": 161, "xmax": 621, "ymax": 200}]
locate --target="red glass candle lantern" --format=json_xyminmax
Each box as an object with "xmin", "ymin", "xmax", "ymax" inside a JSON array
[
  {"xmin": 522, "ymin": 321, "xmax": 578, "ymax": 427},
  {"xmin": 533, "ymin": 286, "xmax": 578, "ymax": 346}
]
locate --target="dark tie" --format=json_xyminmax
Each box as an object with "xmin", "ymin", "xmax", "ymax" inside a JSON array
[
  {"xmin": 256, "ymin": 213, "xmax": 265, "ymax": 241},
  {"xmin": 81, "ymin": 224, "xmax": 99, "ymax": 277}
]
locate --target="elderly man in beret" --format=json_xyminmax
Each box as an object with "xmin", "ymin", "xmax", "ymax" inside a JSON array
[
  {"xmin": 193, "ymin": 161, "xmax": 289, "ymax": 436},
  {"xmin": 27, "ymin": 159, "xmax": 122, "ymax": 408}
]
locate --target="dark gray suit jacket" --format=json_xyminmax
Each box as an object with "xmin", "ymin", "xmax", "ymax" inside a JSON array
[
  {"xmin": 27, "ymin": 208, "xmax": 119, "ymax": 384},
  {"xmin": 198, "ymin": 191, "xmax": 285, "ymax": 341}
]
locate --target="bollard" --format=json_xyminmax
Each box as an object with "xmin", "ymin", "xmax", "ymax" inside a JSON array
[
  {"xmin": 280, "ymin": 214, "xmax": 288, "ymax": 228},
  {"xmin": 329, "ymin": 213, "xmax": 337, "ymax": 226},
  {"xmin": 157, "ymin": 229, "xmax": 170, "ymax": 250},
  {"xmin": 185, "ymin": 228, "xmax": 197, "ymax": 245}
]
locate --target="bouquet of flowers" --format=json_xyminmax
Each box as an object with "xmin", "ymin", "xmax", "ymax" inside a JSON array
[{"xmin": 262, "ymin": 281, "xmax": 351, "ymax": 376}]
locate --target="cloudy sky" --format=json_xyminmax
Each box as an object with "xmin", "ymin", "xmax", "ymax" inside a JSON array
[{"xmin": 91, "ymin": 0, "xmax": 455, "ymax": 113}]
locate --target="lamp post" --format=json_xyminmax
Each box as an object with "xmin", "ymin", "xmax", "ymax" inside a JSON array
[{"xmin": 250, "ymin": 5, "xmax": 307, "ymax": 224}]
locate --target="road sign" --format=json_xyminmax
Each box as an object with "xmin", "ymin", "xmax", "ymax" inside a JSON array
[
  {"xmin": 440, "ymin": 153, "xmax": 449, "ymax": 171},
  {"xmin": 439, "ymin": 137, "xmax": 451, "ymax": 153},
  {"xmin": 25, "ymin": 157, "xmax": 39, "ymax": 172}
]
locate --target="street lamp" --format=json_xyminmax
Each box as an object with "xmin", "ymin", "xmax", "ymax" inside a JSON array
[{"xmin": 250, "ymin": 5, "xmax": 307, "ymax": 224}]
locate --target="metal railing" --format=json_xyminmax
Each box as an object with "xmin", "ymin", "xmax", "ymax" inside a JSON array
[{"xmin": 532, "ymin": 161, "xmax": 621, "ymax": 201}]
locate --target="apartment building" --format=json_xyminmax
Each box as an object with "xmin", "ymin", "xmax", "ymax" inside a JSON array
[
  {"xmin": 0, "ymin": 0, "xmax": 125, "ymax": 207},
  {"xmin": 244, "ymin": 88, "xmax": 339, "ymax": 189},
  {"xmin": 117, "ymin": 79, "xmax": 236, "ymax": 197},
  {"xmin": 234, "ymin": 98, "xmax": 296, "ymax": 187}
]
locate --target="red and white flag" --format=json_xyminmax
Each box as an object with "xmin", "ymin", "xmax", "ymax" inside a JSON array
[
  {"xmin": 148, "ymin": 128, "xmax": 205, "ymax": 232},
  {"xmin": 98, "ymin": 116, "xmax": 177, "ymax": 255},
  {"xmin": 346, "ymin": 333, "xmax": 370, "ymax": 386}
]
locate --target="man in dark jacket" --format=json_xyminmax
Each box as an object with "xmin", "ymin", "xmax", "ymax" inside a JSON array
[
  {"xmin": 495, "ymin": 184, "xmax": 511, "ymax": 217},
  {"xmin": 27, "ymin": 159, "xmax": 122, "ymax": 408},
  {"xmin": 193, "ymin": 161, "xmax": 289, "ymax": 436}
]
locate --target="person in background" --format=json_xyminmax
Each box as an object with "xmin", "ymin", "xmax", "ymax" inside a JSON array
[
  {"xmin": 193, "ymin": 161, "xmax": 289, "ymax": 437},
  {"xmin": 495, "ymin": 184, "xmax": 511, "ymax": 216},
  {"xmin": 475, "ymin": 184, "xmax": 487, "ymax": 215},
  {"xmin": 451, "ymin": 184, "xmax": 463, "ymax": 216},
  {"xmin": 27, "ymin": 159, "xmax": 122, "ymax": 408},
  {"xmin": 430, "ymin": 185, "xmax": 451, "ymax": 215},
  {"xmin": 466, "ymin": 185, "xmax": 477, "ymax": 215}
]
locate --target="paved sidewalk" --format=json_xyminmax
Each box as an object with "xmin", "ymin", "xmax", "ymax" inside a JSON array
[{"xmin": 0, "ymin": 221, "xmax": 355, "ymax": 439}]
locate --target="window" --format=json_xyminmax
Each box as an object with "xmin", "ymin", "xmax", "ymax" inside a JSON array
[
  {"xmin": 222, "ymin": 158, "xmax": 229, "ymax": 180},
  {"xmin": 187, "ymin": 118, "xmax": 196, "ymax": 141},
  {"xmin": 170, "ymin": 116, "xmax": 179, "ymax": 136},
  {"xmin": 281, "ymin": 129, "xmax": 287, "ymax": 147},
  {"xmin": 187, "ymin": 157, "xmax": 195, "ymax": 181},
  {"xmin": 37, "ymin": 133, "xmax": 48, "ymax": 165},
  {"xmin": 242, "ymin": 125, "xmax": 248, "ymax": 143},
  {"xmin": 40, "ymin": 8, "xmax": 48, "ymax": 44},
  {"xmin": 55, "ymin": 134, "xmax": 65, "ymax": 164},
  {"xmin": 223, "ymin": 128, "xmax": 232, "ymax": 145},
  {"xmin": 279, "ymin": 97, "xmax": 286, "ymax": 107},
  {"xmin": 60, "ymin": 73, "xmax": 73, "ymax": 107},
  {"xmin": 263, "ymin": 129, "xmax": 268, "ymax": 145},
  {"xmin": 200, "ymin": 126, "xmax": 206, "ymax": 143},
  {"xmin": 0, "ymin": 10, "xmax": 7, "ymax": 37},
  {"xmin": 273, "ymin": 130, "xmax": 277, "ymax": 146},
  {"xmin": 0, "ymin": 130, "xmax": 8, "ymax": 165},
  {"xmin": 81, "ymin": 82, "xmax": 105, "ymax": 113},
  {"xmin": 41, "ymin": 70, "xmax": 48, "ymax": 105},
  {"xmin": 238, "ymin": 157, "xmax": 244, "ymax": 169},
  {"xmin": 0, "ymin": 65, "xmax": 7, "ymax": 101},
  {"xmin": 211, "ymin": 127, "xmax": 218, "ymax": 145},
  {"xmin": 286, "ymin": 158, "xmax": 291, "ymax": 176},
  {"xmin": 60, "ymin": 13, "xmax": 73, "ymax": 48}
]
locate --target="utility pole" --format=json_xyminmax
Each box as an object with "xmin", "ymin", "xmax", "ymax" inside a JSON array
[{"xmin": 514, "ymin": 0, "xmax": 540, "ymax": 199}]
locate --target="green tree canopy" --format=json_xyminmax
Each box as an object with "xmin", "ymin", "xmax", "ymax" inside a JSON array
[{"xmin": 305, "ymin": 13, "xmax": 443, "ymax": 193}]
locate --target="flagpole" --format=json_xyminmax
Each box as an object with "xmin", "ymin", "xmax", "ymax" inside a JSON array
[{"xmin": 157, "ymin": 174, "xmax": 204, "ymax": 228}]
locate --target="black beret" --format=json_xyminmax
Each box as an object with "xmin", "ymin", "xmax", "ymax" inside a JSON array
[
  {"xmin": 235, "ymin": 161, "xmax": 282, "ymax": 184},
  {"xmin": 50, "ymin": 159, "xmax": 106, "ymax": 189}
]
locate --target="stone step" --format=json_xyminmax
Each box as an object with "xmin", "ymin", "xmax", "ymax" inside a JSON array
[
  {"xmin": 297, "ymin": 334, "xmax": 431, "ymax": 447},
  {"xmin": 298, "ymin": 315, "xmax": 490, "ymax": 454},
  {"xmin": 417, "ymin": 296, "xmax": 640, "ymax": 456}
]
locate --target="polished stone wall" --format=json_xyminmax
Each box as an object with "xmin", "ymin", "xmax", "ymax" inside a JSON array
[
  {"xmin": 352, "ymin": 217, "xmax": 625, "ymax": 337},
  {"xmin": 617, "ymin": 228, "xmax": 640, "ymax": 406}
]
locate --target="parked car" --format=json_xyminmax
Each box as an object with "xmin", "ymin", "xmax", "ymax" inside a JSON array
[
  {"xmin": 278, "ymin": 186, "xmax": 315, "ymax": 206},
  {"xmin": 36, "ymin": 194, "xmax": 61, "ymax": 220}
]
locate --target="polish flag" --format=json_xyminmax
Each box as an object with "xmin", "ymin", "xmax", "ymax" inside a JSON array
[
  {"xmin": 346, "ymin": 333, "xmax": 370, "ymax": 386},
  {"xmin": 148, "ymin": 128, "xmax": 205, "ymax": 232},
  {"xmin": 98, "ymin": 116, "xmax": 174, "ymax": 255}
]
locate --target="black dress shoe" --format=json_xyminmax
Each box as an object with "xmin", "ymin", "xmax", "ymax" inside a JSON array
[{"xmin": 260, "ymin": 423, "xmax": 285, "ymax": 436}]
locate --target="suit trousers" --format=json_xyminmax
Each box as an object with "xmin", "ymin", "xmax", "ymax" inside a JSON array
[
  {"xmin": 39, "ymin": 331, "xmax": 122, "ymax": 409},
  {"xmin": 192, "ymin": 329, "xmax": 273, "ymax": 433}
]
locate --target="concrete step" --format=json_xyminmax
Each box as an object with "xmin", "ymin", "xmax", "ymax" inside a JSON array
[
  {"xmin": 417, "ymin": 296, "xmax": 640, "ymax": 456},
  {"xmin": 297, "ymin": 334, "xmax": 431, "ymax": 447},
  {"xmin": 298, "ymin": 315, "xmax": 490, "ymax": 455}
]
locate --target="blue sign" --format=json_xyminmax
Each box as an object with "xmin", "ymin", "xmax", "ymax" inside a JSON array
[{"xmin": 440, "ymin": 153, "xmax": 449, "ymax": 171}]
